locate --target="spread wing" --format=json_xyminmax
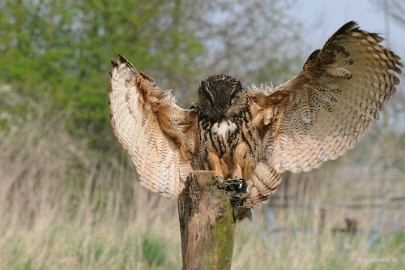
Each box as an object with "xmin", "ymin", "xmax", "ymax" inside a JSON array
[
  {"xmin": 109, "ymin": 55, "xmax": 197, "ymax": 198},
  {"xmin": 251, "ymin": 21, "xmax": 402, "ymax": 173}
]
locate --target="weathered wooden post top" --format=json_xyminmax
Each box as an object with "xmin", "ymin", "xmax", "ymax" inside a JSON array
[{"xmin": 178, "ymin": 171, "xmax": 236, "ymax": 270}]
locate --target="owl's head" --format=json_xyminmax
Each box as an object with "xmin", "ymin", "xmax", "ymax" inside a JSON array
[{"xmin": 198, "ymin": 74, "xmax": 245, "ymax": 121}]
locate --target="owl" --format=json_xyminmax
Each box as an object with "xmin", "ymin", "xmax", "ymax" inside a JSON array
[{"xmin": 109, "ymin": 21, "xmax": 402, "ymax": 208}]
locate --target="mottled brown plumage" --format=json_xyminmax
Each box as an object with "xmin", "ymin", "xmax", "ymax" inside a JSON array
[
  {"xmin": 109, "ymin": 21, "xmax": 402, "ymax": 207},
  {"xmin": 198, "ymin": 75, "xmax": 259, "ymax": 179}
]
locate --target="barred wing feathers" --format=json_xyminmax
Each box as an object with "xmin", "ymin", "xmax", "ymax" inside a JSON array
[
  {"xmin": 254, "ymin": 21, "xmax": 402, "ymax": 173},
  {"xmin": 109, "ymin": 56, "xmax": 196, "ymax": 198}
]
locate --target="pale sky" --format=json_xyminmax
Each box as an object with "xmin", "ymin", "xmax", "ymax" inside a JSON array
[{"xmin": 289, "ymin": 0, "xmax": 405, "ymax": 56}]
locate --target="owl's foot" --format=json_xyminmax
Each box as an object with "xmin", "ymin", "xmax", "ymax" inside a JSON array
[
  {"xmin": 216, "ymin": 178, "xmax": 252, "ymax": 221},
  {"xmin": 217, "ymin": 177, "xmax": 248, "ymax": 208},
  {"xmin": 224, "ymin": 177, "xmax": 247, "ymax": 193}
]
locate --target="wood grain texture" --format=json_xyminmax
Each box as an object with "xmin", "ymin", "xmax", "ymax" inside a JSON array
[{"xmin": 178, "ymin": 171, "xmax": 236, "ymax": 270}]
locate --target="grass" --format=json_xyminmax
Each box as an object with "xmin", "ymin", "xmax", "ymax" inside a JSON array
[
  {"xmin": 1, "ymin": 223, "xmax": 403, "ymax": 270},
  {"xmin": 0, "ymin": 224, "xmax": 177, "ymax": 270},
  {"xmin": 0, "ymin": 106, "xmax": 404, "ymax": 269}
]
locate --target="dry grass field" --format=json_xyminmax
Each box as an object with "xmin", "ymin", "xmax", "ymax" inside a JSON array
[{"xmin": 0, "ymin": 107, "xmax": 404, "ymax": 270}]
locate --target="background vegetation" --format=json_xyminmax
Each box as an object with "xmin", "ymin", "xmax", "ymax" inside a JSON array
[{"xmin": 0, "ymin": 0, "xmax": 404, "ymax": 269}]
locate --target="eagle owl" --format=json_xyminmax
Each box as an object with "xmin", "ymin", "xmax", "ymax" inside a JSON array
[{"xmin": 109, "ymin": 21, "xmax": 402, "ymax": 208}]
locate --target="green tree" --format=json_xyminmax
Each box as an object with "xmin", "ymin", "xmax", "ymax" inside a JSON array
[{"xmin": 0, "ymin": 0, "xmax": 206, "ymax": 150}]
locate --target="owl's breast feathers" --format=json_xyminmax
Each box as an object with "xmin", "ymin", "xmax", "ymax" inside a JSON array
[
  {"xmin": 212, "ymin": 120, "xmax": 238, "ymax": 138},
  {"xmin": 198, "ymin": 116, "xmax": 242, "ymax": 161},
  {"xmin": 197, "ymin": 98, "xmax": 261, "ymax": 181}
]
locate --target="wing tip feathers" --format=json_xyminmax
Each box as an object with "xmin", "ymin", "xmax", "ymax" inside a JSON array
[
  {"xmin": 110, "ymin": 54, "xmax": 136, "ymax": 78},
  {"xmin": 117, "ymin": 54, "xmax": 133, "ymax": 68},
  {"xmin": 335, "ymin": 21, "xmax": 358, "ymax": 35}
]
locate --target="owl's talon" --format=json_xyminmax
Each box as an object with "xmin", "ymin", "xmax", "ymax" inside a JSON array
[
  {"xmin": 217, "ymin": 178, "xmax": 248, "ymax": 207},
  {"xmin": 224, "ymin": 178, "xmax": 247, "ymax": 193}
]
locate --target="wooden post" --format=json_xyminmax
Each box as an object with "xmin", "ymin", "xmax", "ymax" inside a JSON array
[{"xmin": 178, "ymin": 171, "xmax": 236, "ymax": 270}]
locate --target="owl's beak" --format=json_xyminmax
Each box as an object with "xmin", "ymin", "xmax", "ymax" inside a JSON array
[{"xmin": 219, "ymin": 110, "xmax": 227, "ymax": 119}]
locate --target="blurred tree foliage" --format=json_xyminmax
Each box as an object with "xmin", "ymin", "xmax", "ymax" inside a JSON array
[{"xmin": 0, "ymin": 0, "xmax": 304, "ymax": 152}]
